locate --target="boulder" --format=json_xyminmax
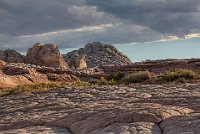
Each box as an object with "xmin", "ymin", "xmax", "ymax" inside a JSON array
[
  {"xmin": 26, "ymin": 43, "xmax": 68, "ymax": 69},
  {"xmin": 63, "ymin": 42, "xmax": 132, "ymax": 68},
  {"xmin": 0, "ymin": 49, "xmax": 25, "ymax": 63}
]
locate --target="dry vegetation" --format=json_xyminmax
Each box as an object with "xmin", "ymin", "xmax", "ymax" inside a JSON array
[
  {"xmin": 95, "ymin": 69, "xmax": 200, "ymax": 85},
  {"xmin": 0, "ymin": 69, "xmax": 199, "ymax": 96},
  {"xmin": 0, "ymin": 81, "xmax": 91, "ymax": 96}
]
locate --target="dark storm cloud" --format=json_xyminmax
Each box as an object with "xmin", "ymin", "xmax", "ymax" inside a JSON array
[
  {"xmin": 86, "ymin": 0, "xmax": 200, "ymax": 35},
  {"xmin": 0, "ymin": 23, "xmax": 163, "ymax": 52},
  {"xmin": 0, "ymin": 0, "xmax": 200, "ymax": 51},
  {"xmin": 0, "ymin": 0, "xmax": 114, "ymax": 36}
]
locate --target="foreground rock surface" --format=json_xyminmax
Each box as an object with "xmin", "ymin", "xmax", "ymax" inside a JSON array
[
  {"xmin": 64, "ymin": 42, "xmax": 132, "ymax": 68},
  {"xmin": 0, "ymin": 83, "xmax": 200, "ymax": 133}
]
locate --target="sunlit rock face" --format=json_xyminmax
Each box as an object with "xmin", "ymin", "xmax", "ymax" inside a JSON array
[
  {"xmin": 26, "ymin": 43, "xmax": 68, "ymax": 69},
  {"xmin": 0, "ymin": 60, "xmax": 5, "ymax": 69},
  {"xmin": 64, "ymin": 42, "xmax": 132, "ymax": 68},
  {"xmin": 0, "ymin": 61, "xmax": 49, "ymax": 88}
]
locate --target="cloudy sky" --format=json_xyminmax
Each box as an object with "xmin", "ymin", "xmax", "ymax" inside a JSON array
[{"xmin": 0, "ymin": 0, "xmax": 200, "ymax": 52}]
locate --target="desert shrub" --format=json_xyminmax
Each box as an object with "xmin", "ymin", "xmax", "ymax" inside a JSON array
[
  {"xmin": 14, "ymin": 83, "xmax": 59, "ymax": 92},
  {"xmin": 106, "ymin": 72, "xmax": 125, "ymax": 81},
  {"xmin": 88, "ymin": 79, "xmax": 99, "ymax": 85},
  {"xmin": 0, "ymin": 81, "xmax": 94, "ymax": 96},
  {"xmin": 161, "ymin": 69, "xmax": 196, "ymax": 82},
  {"xmin": 98, "ymin": 77, "xmax": 115, "ymax": 85},
  {"xmin": 73, "ymin": 80, "xmax": 91, "ymax": 87},
  {"xmin": 89, "ymin": 77, "xmax": 116, "ymax": 85},
  {"xmin": 0, "ymin": 82, "xmax": 63, "ymax": 96},
  {"xmin": 121, "ymin": 71, "xmax": 152, "ymax": 84}
]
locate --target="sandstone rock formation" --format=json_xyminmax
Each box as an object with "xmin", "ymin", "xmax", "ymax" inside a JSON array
[
  {"xmin": 0, "ymin": 60, "xmax": 5, "ymax": 69},
  {"xmin": 0, "ymin": 62, "xmax": 82, "ymax": 88},
  {"xmin": 0, "ymin": 49, "xmax": 25, "ymax": 63},
  {"xmin": 0, "ymin": 84, "xmax": 199, "ymax": 133},
  {"xmin": 64, "ymin": 42, "xmax": 132, "ymax": 68},
  {"xmin": 0, "ymin": 60, "xmax": 83, "ymax": 88},
  {"xmin": 75, "ymin": 54, "xmax": 87, "ymax": 68},
  {"xmin": 160, "ymin": 113, "xmax": 200, "ymax": 134},
  {"xmin": 0, "ymin": 126, "xmax": 72, "ymax": 134},
  {"xmin": 0, "ymin": 63, "xmax": 49, "ymax": 88},
  {"xmin": 26, "ymin": 43, "xmax": 68, "ymax": 69},
  {"xmin": 0, "ymin": 83, "xmax": 200, "ymax": 134}
]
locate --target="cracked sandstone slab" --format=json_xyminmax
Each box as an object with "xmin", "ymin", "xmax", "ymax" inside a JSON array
[{"xmin": 0, "ymin": 85, "xmax": 199, "ymax": 133}]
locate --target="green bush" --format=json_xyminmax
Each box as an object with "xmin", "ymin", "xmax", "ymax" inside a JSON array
[
  {"xmin": 161, "ymin": 69, "xmax": 196, "ymax": 82},
  {"xmin": 121, "ymin": 71, "xmax": 152, "ymax": 84},
  {"xmin": 106, "ymin": 72, "xmax": 125, "ymax": 81}
]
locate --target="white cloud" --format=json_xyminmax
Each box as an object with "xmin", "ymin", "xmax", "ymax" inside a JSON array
[
  {"xmin": 184, "ymin": 33, "xmax": 200, "ymax": 39},
  {"xmin": 19, "ymin": 24, "xmax": 114, "ymax": 38}
]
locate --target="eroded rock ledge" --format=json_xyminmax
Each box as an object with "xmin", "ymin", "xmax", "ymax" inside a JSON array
[{"xmin": 0, "ymin": 84, "xmax": 200, "ymax": 134}]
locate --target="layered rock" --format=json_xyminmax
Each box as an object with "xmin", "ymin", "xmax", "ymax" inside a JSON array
[
  {"xmin": 0, "ymin": 63, "xmax": 49, "ymax": 88},
  {"xmin": 26, "ymin": 43, "xmax": 68, "ymax": 69},
  {"xmin": 160, "ymin": 113, "xmax": 200, "ymax": 134},
  {"xmin": 103, "ymin": 58, "xmax": 200, "ymax": 74},
  {"xmin": 0, "ymin": 49, "xmax": 25, "ymax": 63},
  {"xmin": 0, "ymin": 84, "xmax": 199, "ymax": 133},
  {"xmin": 64, "ymin": 42, "xmax": 132, "ymax": 68},
  {"xmin": 0, "ymin": 62, "xmax": 81, "ymax": 88}
]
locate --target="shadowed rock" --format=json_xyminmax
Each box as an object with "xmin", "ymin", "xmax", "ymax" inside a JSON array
[
  {"xmin": 160, "ymin": 113, "xmax": 200, "ymax": 134},
  {"xmin": 0, "ymin": 49, "xmax": 25, "ymax": 63},
  {"xmin": 0, "ymin": 126, "xmax": 72, "ymax": 134},
  {"xmin": 89, "ymin": 122, "xmax": 162, "ymax": 134}
]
